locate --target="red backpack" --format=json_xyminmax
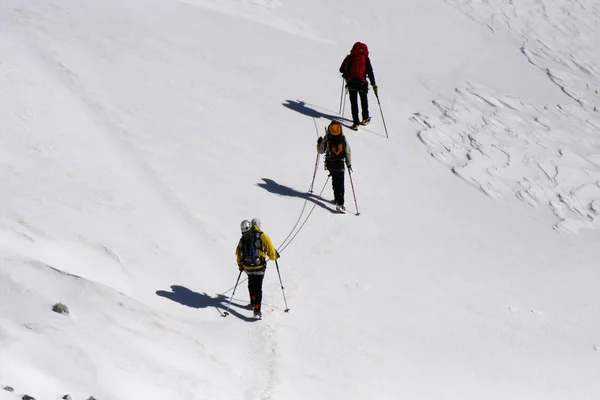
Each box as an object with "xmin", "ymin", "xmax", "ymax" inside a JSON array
[{"xmin": 347, "ymin": 42, "xmax": 369, "ymax": 82}]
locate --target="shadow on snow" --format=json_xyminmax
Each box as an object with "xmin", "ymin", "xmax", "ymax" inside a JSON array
[
  {"xmin": 282, "ymin": 99, "xmax": 353, "ymax": 128},
  {"xmin": 257, "ymin": 178, "xmax": 336, "ymax": 213},
  {"xmin": 156, "ymin": 285, "xmax": 255, "ymax": 322}
]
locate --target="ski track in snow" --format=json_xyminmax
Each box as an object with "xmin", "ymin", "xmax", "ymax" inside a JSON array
[
  {"xmin": 244, "ymin": 320, "xmax": 278, "ymax": 400},
  {"xmin": 232, "ymin": 303, "xmax": 280, "ymax": 400},
  {"xmin": 416, "ymin": 0, "xmax": 600, "ymax": 233}
]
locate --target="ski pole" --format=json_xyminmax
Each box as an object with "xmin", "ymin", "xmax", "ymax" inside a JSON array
[
  {"xmin": 223, "ymin": 270, "xmax": 243, "ymax": 317},
  {"xmin": 341, "ymin": 87, "xmax": 348, "ymax": 119},
  {"xmin": 275, "ymin": 260, "xmax": 290, "ymax": 312},
  {"xmin": 348, "ymin": 169, "xmax": 360, "ymax": 216},
  {"xmin": 338, "ymin": 78, "xmax": 345, "ymax": 115},
  {"xmin": 375, "ymin": 92, "xmax": 389, "ymax": 139},
  {"xmin": 309, "ymin": 153, "xmax": 320, "ymax": 193}
]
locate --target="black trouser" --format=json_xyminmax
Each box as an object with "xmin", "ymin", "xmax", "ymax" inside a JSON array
[
  {"xmin": 247, "ymin": 274, "xmax": 265, "ymax": 309},
  {"xmin": 330, "ymin": 169, "xmax": 345, "ymax": 206},
  {"xmin": 349, "ymin": 86, "xmax": 369, "ymax": 125}
]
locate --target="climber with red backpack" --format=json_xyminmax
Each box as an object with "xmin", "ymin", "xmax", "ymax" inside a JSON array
[
  {"xmin": 317, "ymin": 120, "xmax": 352, "ymax": 213},
  {"xmin": 339, "ymin": 42, "xmax": 378, "ymax": 131}
]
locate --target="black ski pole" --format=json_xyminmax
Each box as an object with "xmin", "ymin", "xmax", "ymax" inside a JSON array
[
  {"xmin": 309, "ymin": 153, "xmax": 320, "ymax": 193},
  {"xmin": 275, "ymin": 260, "xmax": 290, "ymax": 312},
  {"xmin": 375, "ymin": 92, "xmax": 389, "ymax": 139},
  {"xmin": 223, "ymin": 270, "xmax": 243, "ymax": 317},
  {"xmin": 348, "ymin": 169, "xmax": 360, "ymax": 216}
]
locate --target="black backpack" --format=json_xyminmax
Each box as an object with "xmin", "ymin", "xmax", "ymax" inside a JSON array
[
  {"xmin": 239, "ymin": 228, "xmax": 265, "ymax": 266},
  {"xmin": 325, "ymin": 133, "xmax": 346, "ymax": 171},
  {"xmin": 326, "ymin": 133, "xmax": 346, "ymax": 161}
]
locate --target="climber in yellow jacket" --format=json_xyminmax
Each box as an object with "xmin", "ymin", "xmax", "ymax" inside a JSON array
[{"xmin": 235, "ymin": 218, "xmax": 279, "ymax": 318}]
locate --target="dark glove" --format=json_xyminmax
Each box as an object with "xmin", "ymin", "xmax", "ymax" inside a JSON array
[
  {"xmin": 347, "ymin": 165, "xmax": 353, "ymax": 172},
  {"xmin": 372, "ymin": 84, "xmax": 378, "ymax": 94},
  {"xmin": 317, "ymin": 137, "xmax": 323, "ymax": 145},
  {"xmin": 276, "ymin": 250, "xmax": 281, "ymax": 259},
  {"xmin": 238, "ymin": 264, "xmax": 244, "ymax": 272}
]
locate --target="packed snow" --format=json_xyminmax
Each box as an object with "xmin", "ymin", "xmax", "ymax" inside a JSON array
[{"xmin": 1, "ymin": 0, "xmax": 599, "ymax": 399}]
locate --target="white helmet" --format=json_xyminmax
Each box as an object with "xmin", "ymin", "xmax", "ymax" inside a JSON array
[
  {"xmin": 251, "ymin": 218, "xmax": 261, "ymax": 229},
  {"xmin": 240, "ymin": 220, "xmax": 252, "ymax": 233}
]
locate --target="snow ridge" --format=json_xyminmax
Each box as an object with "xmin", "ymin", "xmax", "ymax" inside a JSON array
[{"xmin": 418, "ymin": 0, "xmax": 600, "ymax": 232}]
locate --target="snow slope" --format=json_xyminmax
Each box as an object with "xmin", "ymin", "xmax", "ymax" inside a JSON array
[{"xmin": 1, "ymin": 0, "xmax": 599, "ymax": 399}]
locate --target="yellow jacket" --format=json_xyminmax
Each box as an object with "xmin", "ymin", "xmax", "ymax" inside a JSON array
[{"xmin": 235, "ymin": 226, "xmax": 279, "ymax": 271}]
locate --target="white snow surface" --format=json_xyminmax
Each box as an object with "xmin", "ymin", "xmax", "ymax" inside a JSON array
[{"xmin": 1, "ymin": 0, "xmax": 600, "ymax": 399}]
